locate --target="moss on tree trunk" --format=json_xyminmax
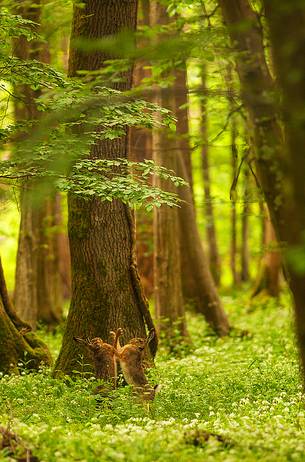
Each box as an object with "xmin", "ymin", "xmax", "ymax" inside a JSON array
[{"xmin": 0, "ymin": 258, "xmax": 51, "ymax": 373}]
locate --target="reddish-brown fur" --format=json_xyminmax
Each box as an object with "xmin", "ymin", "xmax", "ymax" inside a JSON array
[
  {"xmin": 111, "ymin": 328, "xmax": 159, "ymax": 401},
  {"xmin": 73, "ymin": 336, "xmax": 117, "ymax": 384}
]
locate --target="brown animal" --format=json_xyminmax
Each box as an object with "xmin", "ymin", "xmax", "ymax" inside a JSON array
[
  {"xmin": 73, "ymin": 336, "xmax": 117, "ymax": 386},
  {"xmin": 111, "ymin": 328, "xmax": 160, "ymax": 401}
]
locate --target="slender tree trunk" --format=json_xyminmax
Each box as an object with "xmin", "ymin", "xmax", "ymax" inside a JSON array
[
  {"xmin": 151, "ymin": 2, "xmax": 187, "ymax": 338},
  {"xmin": 218, "ymin": 0, "xmax": 284, "ymax": 228},
  {"xmin": 200, "ymin": 66, "xmax": 221, "ymax": 286},
  {"xmin": 225, "ymin": 65, "xmax": 240, "ymax": 286},
  {"xmin": 14, "ymin": 189, "xmax": 39, "ymax": 328},
  {"xmin": 37, "ymin": 197, "xmax": 64, "ymax": 324},
  {"xmin": 0, "ymin": 257, "xmax": 51, "ymax": 373},
  {"xmin": 13, "ymin": 1, "xmax": 63, "ymax": 328},
  {"xmin": 150, "ymin": 3, "xmax": 229, "ymax": 337},
  {"xmin": 252, "ymin": 208, "xmax": 281, "ymax": 297},
  {"xmin": 129, "ymin": 0, "xmax": 154, "ymax": 298},
  {"xmin": 240, "ymin": 168, "xmax": 250, "ymax": 282},
  {"xmin": 176, "ymin": 152, "xmax": 230, "ymax": 335},
  {"xmin": 230, "ymin": 115, "xmax": 240, "ymax": 286},
  {"xmin": 55, "ymin": 0, "xmax": 157, "ymax": 378},
  {"xmin": 56, "ymin": 196, "xmax": 71, "ymax": 301},
  {"xmin": 170, "ymin": 64, "xmax": 230, "ymax": 335},
  {"xmin": 167, "ymin": 41, "xmax": 229, "ymax": 335},
  {"xmin": 13, "ymin": 2, "xmax": 41, "ymax": 329},
  {"xmin": 175, "ymin": 64, "xmax": 194, "ymax": 194}
]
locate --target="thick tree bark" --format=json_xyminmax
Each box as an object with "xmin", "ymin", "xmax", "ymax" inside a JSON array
[
  {"xmin": 13, "ymin": 1, "xmax": 63, "ymax": 328},
  {"xmin": 151, "ymin": 2, "xmax": 187, "ymax": 338},
  {"xmin": 262, "ymin": 1, "xmax": 305, "ymax": 375},
  {"xmin": 200, "ymin": 66, "xmax": 221, "ymax": 286},
  {"xmin": 0, "ymin": 257, "xmax": 51, "ymax": 373},
  {"xmin": 55, "ymin": 0, "xmax": 157, "ymax": 378},
  {"xmin": 219, "ymin": 0, "xmax": 305, "ymax": 378}
]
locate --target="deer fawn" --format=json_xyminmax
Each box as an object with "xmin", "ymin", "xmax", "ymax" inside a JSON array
[{"xmin": 111, "ymin": 328, "xmax": 160, "ymax": 401}]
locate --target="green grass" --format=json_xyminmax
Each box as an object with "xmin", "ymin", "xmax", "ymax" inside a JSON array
[{"xmin": 1, "ymin": 291, "xmax": 304, "ymax": 462}]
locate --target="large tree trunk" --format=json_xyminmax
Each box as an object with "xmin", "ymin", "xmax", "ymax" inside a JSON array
[
  {"xmin": 200, "ymin": 66, "xmax": 221, "ymax": 286},
  {"xmin": 219, "ymin": 0, "xmax": 305, "ymax": 378},
  {"xmin": 54, "ymin": 0, "xmax": 157, "ymax": 378},
  {"xmin": 0, "ymin": 257, "xmax": 51, "ymax": 373},
  {"xmin": 262, "ymin": 1, "xmax": 305, "ymax": 377},
  {"xmin": 13, "ymin": 1, "xmax": 63, "ymax": 328},
  {"xmin": 151, "ymin": 2, "xmax": 187, "ymax": 338}
]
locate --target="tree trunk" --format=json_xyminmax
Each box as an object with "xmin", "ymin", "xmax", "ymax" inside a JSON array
[
  {"xmin": 230, "ymin": 115, "xmax": 240, "ymax": 286},
  {"xmin": 225, "ymin": 64, "xmax": 240, "ymax": 286},
  {"xmin": 37, "ymin": 197, "xmax": 64, "ymax": 324},
  {"xmin": 262, "ymin": 1, "xmax": 305, "ymax": 374},
  {"xmin": 219, "ymin": 0, "xmax": 305, "ymax": 375},
  {"xmin": 252, "ymin": 208, "xmax": 281, "ymax": 297},
  {"xmin": 129, "ymin": 0, "xmax": 154, "ymax": 298},
  {"xmin": 13, "ymin": 1, "xmax": 63, "ymax": 328},
  {"xmin": 56, "ymin": 195, "xmax": 72, "ymax": 301},
  {"xmin": 200, "ymin": 66, "xmax": 221, "ymax": 286},
  {"xmin": 0, "ymin": 257, "xmax": 51, "ymax": 373},
  {"xmin": 176, "ymin": 152, "xmax": 230, "ymax": 335},
  {"xmin": 240, "ymin": 168, "xmax": 250, "ymax": 282},
  {"xmin": 151, "ymin": 2, "xmax": 187, "ymax": 338},
  {"xmin": 218, "ymin": 0, "xmax": 284, "ymax": 228},
  {"xmin": 54, "ymin": 0, "xmax": 157, "ymax": 378},
  {"xmin": 169, "ymin": 59, "xmax": 230, "ymax": 336},
  {"xmin": 175, "ymin": 64, "xmax": 194, "ymax": 194}
]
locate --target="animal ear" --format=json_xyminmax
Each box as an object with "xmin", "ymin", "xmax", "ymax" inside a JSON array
[{"xmin": 111, "ymin": 328, "xmax": 123, "ymax": 348}]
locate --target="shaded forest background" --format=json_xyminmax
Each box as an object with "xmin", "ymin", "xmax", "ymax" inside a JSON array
[{"xmin": 1, "ymin": 0, "xmax": 305, "ymax": 460}]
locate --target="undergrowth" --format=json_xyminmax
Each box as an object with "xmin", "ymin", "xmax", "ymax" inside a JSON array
[{"xmin": 1, "ymin": 291, "xmax": 304, "ymax": 461}]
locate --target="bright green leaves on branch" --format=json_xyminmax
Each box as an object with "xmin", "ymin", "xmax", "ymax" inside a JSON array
[{"xmin": 0, "ymin": 7, "xmax": 185, "ymax": 210}]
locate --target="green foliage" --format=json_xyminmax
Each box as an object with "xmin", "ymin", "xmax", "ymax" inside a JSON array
[
  {"xmin": 0, "ymin": 8, "xmax": 67, "ymax": 89},
  {"xmin": 0, "ymin": 292, "xmax": 304, "ymax": 461},
  {"xmin": 0, "ymin": 5, "xmax": 188, "ymax": 210}
]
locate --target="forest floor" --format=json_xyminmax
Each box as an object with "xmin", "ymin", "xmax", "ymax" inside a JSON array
[{"xmin": 1, "ymin": 291, "xmax": 304, "ymax": 462}]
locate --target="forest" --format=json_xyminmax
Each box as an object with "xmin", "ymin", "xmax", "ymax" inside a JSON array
[{"xmin": 1, "ymin": 0, "xmax": 305, "ymax": 460}]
